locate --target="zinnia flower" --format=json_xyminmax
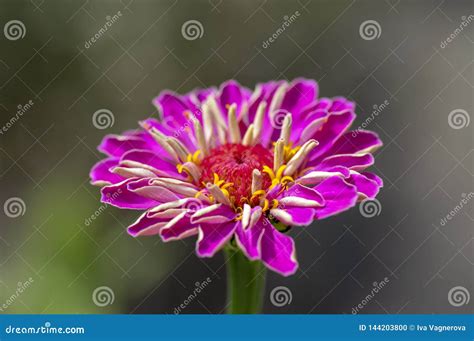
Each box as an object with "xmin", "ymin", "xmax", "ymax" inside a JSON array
[{"xmin": 90, "ymin": 79, "xmax": 382, "ymax": 276}]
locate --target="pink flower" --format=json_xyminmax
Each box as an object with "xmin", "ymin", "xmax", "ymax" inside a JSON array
[{"xmin": 90, "ymin": 79, "xmax": 383, "ymax": 276}]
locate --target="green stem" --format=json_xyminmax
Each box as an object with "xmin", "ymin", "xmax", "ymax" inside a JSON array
[{"xmin": 224, "ymin": 245, "xmax": 266, "ymax": 314}]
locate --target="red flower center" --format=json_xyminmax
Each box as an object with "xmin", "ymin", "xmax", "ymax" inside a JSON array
[{"xmin": 200, "ymin": 143, "xmax": 273, "ymax": 204}]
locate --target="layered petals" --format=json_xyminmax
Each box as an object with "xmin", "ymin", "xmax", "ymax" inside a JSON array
[
  {"xmin": 260, "ymin": 222, "xmax": 298, "ymax": 276},
  {"xmin": 91, "ymin": 78, "xmax": 383, "ymax": 277}
]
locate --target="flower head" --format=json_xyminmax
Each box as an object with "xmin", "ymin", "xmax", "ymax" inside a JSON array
[{"xmin": 90, "ymin": 79, "xmax": 383, "ymax": 276}]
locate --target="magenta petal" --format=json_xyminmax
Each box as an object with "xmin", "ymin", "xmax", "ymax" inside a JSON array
[
  {"xmin": 127, "ymin": 210, "xmax": 181, "ymax": 237},
  {"xmin": 314, "ymin": 153, "xmax": 374, "ymax": 172},
  {"xmin": 128, "ymin": 212, "xmax": 163, "ymax": 237},
  {"xmin": 153, "ymin": 91, "xmax": 191, "ymax": 125},
  {"xmin": 280, "ymin": 79, "xmax": 318, "ymax": 118},
  {"xmin": 128, "ymin": 182, "xmax": 181, "ymax": 203},
  {"xmin": 329, "ymin": 97, "xmax": 355, "ymax": 112},
  {"xmin": 313, "ymin": 176, "xmax": 358, "ymax": 219},
  {"xmin": 346, "ymin": 172, "xmax": 382, "ymax": 199},
  {"xmin": 247, "ymin": 81, "xmax": 282, "ymax": 123},
  {"xmin": 361, "ymin": 171, "xmax": 383, "ymax": 187},
  {"xmin": 234, "ymin": 206, "xmax": 265, "ymax": 260},
  {"xmin": 270, "ymin": 207, "xmax": 316, "ymax": 226},
  {"xmin": 309, "ymin": 110, "xmax": 356, "ymax": 160},
  {"xmin": 278, "ymin": 184, "xmax": 325, "ymax": 207},
  {"xmin": 186, "ymin": 87, "xmax": 215, "ymax": 104},
  {"xmin": 260, "ymin": 224, "xmax": 298, "ymax": 276},
  {"xmin": 191, "ymin": 204, "xmax": 235, "ymax": 224},
  {"xmin": 235, "ymin": 222, "xmax": 265, "ymax": 260},
  {"xmin": 90, "ymin": 158, "xmax": 123, "ymax": 185},
  {"xmin": 196, "ymin": 221, "xmax": 238, "ymax": 257},
  {"xmin": 120, "ymin": 149, "xmax": 182, "ymax": 178},
  {"xmin": 322, "ymin": 130, "xmax": 383, "ymax": 157},
  {"xmin": 218, "ymin": 80, "xmax": 248, "ymax": 116},
  {"xmin": 101, "ymin": 178, "xmax": 161, "ymax": 210},
  {"xmin": 98, "ymin": 134, "xmax": 155, "ymax": 158},
  {"xmin": 159, "ymin": 212, "xmax": 198, "ymax": 241}
]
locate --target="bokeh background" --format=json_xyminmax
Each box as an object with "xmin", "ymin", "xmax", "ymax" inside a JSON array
[{"xmin": 0, "ymin": 0, "xmax": 472, "ymax": 314}]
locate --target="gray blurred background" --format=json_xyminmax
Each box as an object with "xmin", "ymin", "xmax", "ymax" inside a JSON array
[{"xmin": 0, "ymin": 0, "xmax": 472, "ymax": 314}]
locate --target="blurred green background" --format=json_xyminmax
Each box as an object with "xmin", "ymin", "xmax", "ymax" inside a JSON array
[{"xmin": 0, "ymin": 0, "xmax": 472, "ymax": 314}]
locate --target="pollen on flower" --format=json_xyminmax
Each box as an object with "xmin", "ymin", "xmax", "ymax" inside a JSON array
[{"xmin": 199, "ymin": 143, "xmax": 273, "ymax": 205}]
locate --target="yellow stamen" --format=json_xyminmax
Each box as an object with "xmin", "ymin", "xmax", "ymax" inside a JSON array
[
  {"xmin": 284, "ymin": 144, "xmax": 301, "ymax": 162},
  {"xmin": 250, "ymin": 190, "xmax": 266, "ymax": 202},
  {"xmin": 176, "ymin": 164, "xmax": 193, "ymax": 181},
  {"xmin": 262, "ymin": 165, "xmax": 275, "ymax": 179},
  {"xmin": 262, "ymin": 199, "xmax": 270, "ymax": 212},
  {"xmin": 240, "ymin": 197, "xmax": 249, "ymax": 205},
  {"xmin": 271, "ymin": 199, "xmax": 279, "ymax": 209},
  {"xmin": 192, "ymin": 150, "xmax": 201, "ymax": 163},
  {"xmin": 275, "ymin": 165, "xmax": 287, "ymax": 179},
  {"xmin": 221, "ymin": 182, "xmax": 234, "ymax": 190},
  {"xmin": 281, "ymin": 175, "xmax": 294, "ymax": 186}
]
